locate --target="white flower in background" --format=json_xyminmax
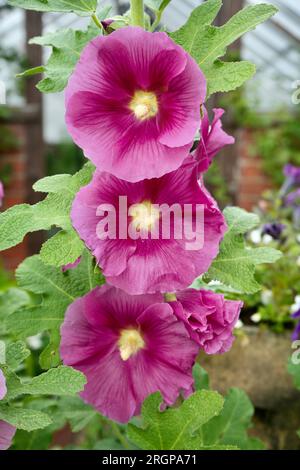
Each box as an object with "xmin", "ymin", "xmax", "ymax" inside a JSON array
[
  {"xmin": 249, "ymin": 229, "xmax": 262, "ymax": 244},
  {"xmin": 262, "ymin": 234, "xmax": 273, "ymax": 244},
  {"xmin": 235, "ymin": 319, "xmax": 244, "ymax": 329},
  {"xmin": 296, "ymin": 234, "xmax": 300, "ymax": 244},
  {"xmin": 261, "ymin": 289, "xmax": 273, "ymax": 305},
  {"xmin": 296, "ymin": 256, "xmax": 300, "ymax": 267},
  {"xmin": 27, "ymin": 334, "xmax": 43, "ymax": 350},
  {"xmin": 250, "ymin": 313, "xmax": 261, "ymax": 323},
  {"xmin": 291, "ymin": 295, "xmax": 300, "ymax": 314}
]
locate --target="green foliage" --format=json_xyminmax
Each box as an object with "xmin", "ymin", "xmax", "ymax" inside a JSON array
[
  {"xmin": 0, "ymin": 162, "xmax": 94, "ymax": 267},
  {"xmin": 145, "ymin": 0, "xmax": 171, "ymax": 13},
  {"xmin": 234, "ymin": 188, "xmax": 300, "ymax": 333},
  {"xmin": 287, "ymin": 357, "xmax": 300, "ymax": 390},
  {"xmin": 206, "ymin": 207, "xmax": 282, "ymax": 293},
  {"xmin": 8, "ymin": 0, "xmax": 98, "ymax": 15},
  {"xmin": 127, "ymin": 390, "xmax": 232, "ymax": 450},
  {"xmin": 25, "ymin": 25, "xmax": 99, "ymax": 93},
  {"xmin": 202, "ymin": 388, "xmax": 264, "ymax": 450},
  {"xmin": 0, "ymin": 404, "xmax": 52, "ymax": 431},
  {"xmin": 2, "ymin": 365, "xmax": 86, "ymax": 400},
  {"xmin": 5, "ymin": 251, "xmax": 104, "ymax": 367},
  {"xmin": 171, "ymin": 0, "xmax": 277, "ymax": 96}
]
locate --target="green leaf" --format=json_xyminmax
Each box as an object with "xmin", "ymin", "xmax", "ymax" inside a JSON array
[
  {"xmin": 8, "ymin": 0, "xmax": 97, "ymax": 16},
  {"xmin": 54, "ymin": 396, "xmax": 97, "ymax": 432},
  {"xmin": 204, "ymin": 60, "xmax": 256, "ymax": 97},
  {"xmin": 193, "ymin": 363, "xmax": 210, "ymax": 391},
  {"xmin": 3, "ymin": 365, "xmax": 86, "ymax": 401},
  {"xmin": 193, "ymin": 4, "xmax": 277, "ymax": 68},
  {"xmin": 0, "ymin": 404, "xmax": 52, "ymax": 431},
  {"xmin": 13, "ymin": 428, "xmax": 53, "ymax": 450},
  {"xmin": 5, "ymin": 251, "xmax": 104, "ymax": 365},
  {"xmin": 40, "ymin": 230, "xmax": 84, "ymax": 267},
  {"xmin": 287, "ymin": 357, "xmax": 300, "ymax": 390},
  {"xmin": 0, "ymin": 162, "xmax": 94, "ymax": 266},
  {"xmin": 33, "ymin": 174, "xmax": 72, "ymax": 193},
  {"xmin": 28, "ymin": 25, "xmax": 100, "ymax": 93},
  {"xmin": 202, "ymin": 388, "xmax": 265, "ymax": 450},
  {"xmin": 170, "ymin": 0, "xmax": 222, "ymax": 52},
  {"xmin": 5, "ymin": 341, "xmax": 30, "ymax": 370},
  {"xmin": 171, "ymin": 1, "xmax": 277, "ymax": 95},
  {"xmin": 207, "ymin": 207, "xmax": 282, "ymax": 293},
  {"xmin": 145, "ymin": 0, "xmax": 171, "ymax": 13},
  {"xmin": 127, "ymin": 390, "xmax": 225, "ymax": 450}
]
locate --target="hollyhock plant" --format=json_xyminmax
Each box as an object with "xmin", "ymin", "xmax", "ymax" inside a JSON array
[
  {"xmin": 169, "ymin": 289, "xmax": 243, "ymax": 354},
  {"xmin": 0, "ymin": 369, "xmax": 16, "ymax": 450},
  {"xmin": 194, "ymin": 108, "xmax": 234, "ymax": 174},
  {"xmin": 65, "ymin": 27, "xmax": 206, "ymax": 182},
  {"xmin": 60, "ymin": 285, "xmax": 198, "ymax": 423},
  {"xmin": 71, "ymin": 157, "xmax": 226, "ymax": 295}
]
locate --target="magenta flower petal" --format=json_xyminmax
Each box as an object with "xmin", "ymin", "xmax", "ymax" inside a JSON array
[
  {"xmin": 0, "ymin": 181, "xmax": 4, "ymax": 208},
  {"xmin": 65, "ymin": 27, "xmax": 206, "ymax": 182},
  {"xmin": 0, "ymin": 421, "xmax": 16, "ymax": 451},
  {"xmin": 194, "ymin": 107, "xmax": 234, "ymax": 174},
  {"xmin": 0, "ymin": 369, "xmax": 16, "ymax": 450},
  {"xmin": 0, "ymin": 369, "xmax": 7, "ymax": 401},
  {"xmin": 170, "ymin": 289, "xmax": 243, "ymax": 354},
  {"xmin": 61, "ymin": 256, "xmax": 81, "ymax": 272},
  {"xmin": 60, "ymin": 285, "xmax": 198, "ymax": 423},
  {"xmin": 71, "ymin": 157, "xmax": 227, "ymax": 294}
]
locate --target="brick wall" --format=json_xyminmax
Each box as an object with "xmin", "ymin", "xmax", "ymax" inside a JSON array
[
  {"xmin": 236, "ymin": 128, "xmax": 273, "ymax": 211},
  {"xmin": 0, "ymin": 122, "xmax": 29, "ymax": 271}
]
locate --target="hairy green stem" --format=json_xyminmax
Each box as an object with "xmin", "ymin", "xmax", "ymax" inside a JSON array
[
  {"xmin": 110, "ymin": 421, "xmax": 131, "ymax": 449},
  {"xmin": 150, "ymin": 10, "xmax": 162, "ymax": 32},
  {"xmin": 92, "ymin": 13, "xmax": 104, "ymax": 32},
  {"xmin": 131, "ymin": 0, "xmax": 145, "ymax": 27}
]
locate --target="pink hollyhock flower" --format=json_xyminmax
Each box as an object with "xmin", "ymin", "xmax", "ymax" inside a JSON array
[
  {"xmin": 170, "ymin": 289, "xmax": 243, "ymax": 354},
  {"xmin": 61, "ymin": 256, "xmax": 81, "ymax": 272},
  {"xmin": 60, "ymin": 285, "xmax": 198, "ymax": 423},
  {"xmin": 65, "ymin": 27, "xmax": 206, "ymax": 182},
  {"xmin": 0, "ymin": 369, "xmax": 16, "ymax": 450},
  {"xmin": 71, "ymin": 157, "xmax": 226, "ymax": 295},
  {"xmin": 0, "ymin": 181, "xmax": 4, "ymax": 208},
  {"xmin": 194, "ymin": 108, "xmax": 234, "ymax": 174}
]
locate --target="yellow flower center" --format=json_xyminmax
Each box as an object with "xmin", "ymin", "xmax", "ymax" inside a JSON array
[
  {"xmin": 129, "ymin": 90, "xmax": 158, "ymax": 120},
  {"xmin": 118, "ymin": 328, "xmax": 145, "ymax": 361},
  {"xmin": 130, "ymin": 200, "xmax": 160, "ymax": 231}
]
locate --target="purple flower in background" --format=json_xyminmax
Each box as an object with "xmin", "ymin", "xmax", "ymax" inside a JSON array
[
  {"xmin": 60, "ymin": 285, "xmax": 198, "ymax": 423},
  {"xmin": 0, "ymin": 369, "xmax": 16, "ymax": 450},
  {"xmin": 284, "ymin": 164, "xmax": 300, "ymax": 184},
  {"xmin": 261, "ymin": 222, "xmax": 286, "ymax": 240},
  {"xmin": 291, "ymin": 308, "xmax": 300, "ymax": 341},
  {"xmin": 194, "ymin": 108, "xmax": 234, "ymax": 174},
  {"xmin": 0, "ymin": 181, "xmax": 4, "ymax": 208},
  {"xmin": 285, "ymin": 189, "xmax": 300, "ymax": 230},
  {"xmin": 169, "ymin": 289, "xmax": 242, "ymax": 354},
  {"xmin": 65, "ymin": 27, "xmax": 206, "ymax": 182},
  {"xmin": 280, "ymin": 164, "xmax": 300, "ymax": 196}
]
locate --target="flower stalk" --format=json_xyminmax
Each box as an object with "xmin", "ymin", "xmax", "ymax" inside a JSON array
[{"xmin": 131, "ymin": 0, "xmax": 145, "ymax": 28}]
